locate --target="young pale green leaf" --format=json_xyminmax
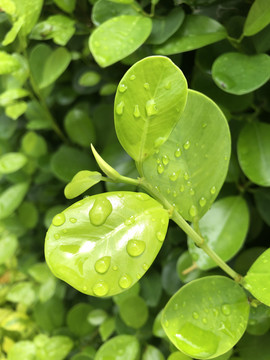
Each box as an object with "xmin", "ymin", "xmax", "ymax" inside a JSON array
[
  {"xmin": 21, "ymin": 131, "xmax": 47, "ymax": 158},
  {"xmin": 188, "ymin": 196, "xmax": 249, "ymax": 270},
  {"xmin": 142, "ymin": 89, "xmax": 231, "ymax": 222},
  {"xmin": 54, "ymin": 0, "xmax": 76, "ymax": 13},
  {"xmin": 212, "ymin": 53, "xmax": 270, "ymax": 95},
  {"xmin": 91, "ymin": 144, "xmax": 123, "ymax": 181},
  {"xmin": 119, "ymin": 295, "xmax": 148, "ymax": 329},
  {"xmin": 244, "ymin": 0, "xmax": 270, "ymax": 36},
  {"xmin": 89, "ymin": 15, "xmax": 152, "ymax": 67},
  {"xmin": 0, "ymin": 182, "xmax": 29, "ymax": 220},
  {"xmin": 162, "ymin": 276, "xmax": 249, "ymax": 359},
  {"xmin": 237, "ymin": 122, "xmax": 270, "ymax": 186},
  {"xmin": 95, "ymin": 335, "xmax": 140, "ymax": 360},
  {"xmin": 0, "ymin": 152, "xmax": 27, "ymax": 174},
  {"xmin": 99, "ymin": 317, "xmax": 116, "ymax": 341},
  {"xmin": 12, "ymin": 0, "xmax": 43, "ymax": 35},
  {"xmin": 5, "ymin": 101, "xmax": 28, "ymax": 120},
  {"xmin": 45, "ymin": 192, "xmax": 169, "ymax": 297},
  {"xmin": 147, "ymin": 8, "xmax": 185, "ymax": 45},
  {"xmin": 7, "ymin": 341, "xmax": 36, "ymax": 360},
  {"xmin": 142, "ymin": 345, "xmax": 165, "ymax": 360},
  {"xmin": 114, "ymin": 56, "xmax": 187, "ymax": 163},
  {"xmin": 87, "ymin": 309, "xmax": 107, "ymax": 326},
  {"xmin": 0, "ymin": 232, "xmax": 18, "ymax": 264},
  {"xmin": 244, "ymin": 248, "xmax": 270, "ymax": 306},
  {"xmin": 154, "ymin": 15, "xmax": 226, "ymax": 55},
  {"xmin": 0, "ymin": 51, "xmax": 21, "ymax": 74},
  {"xmin": 64, "ymin": 170, "xmax": 102, "ymax": 199},
  {"xmin": 247, "ymin": 304, "xmax": 270, "ymax": 336},
  {"xmin": 0, "ymin": 88, "xmax": 29, "ymax": 106}
]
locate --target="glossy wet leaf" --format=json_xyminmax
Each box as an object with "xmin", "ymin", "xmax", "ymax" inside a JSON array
[
  {"xmin": 142, "ymin": 89, "xmax": 231, "ymax": 221},
  {"xmin": 21, "ymin": 131, "xmax": 47, "ymax": 158},
  {"xmin": 119, "ymin": 295, "xmax": 148, "ymax": 329},
  {"xmin": 0, "ymin": 152, "xmax": 27, "ymax": 174},
  {"xmin": 0, "ymin": 182, "xmax": 29, "ymax": 220},
  {"xmin": 147, "ymin": 8, "xmax": 185, "ymax": 45},
  {"xmin": 89, "ymin": 15, "xmax": 152, "ymax": 67},
  {"xmin": 114, "ymin": 56, "xmax": 187, "ymax": 163},
  {"xmin": 0, "ymin": 51, "xmax": 21, "ymax": 75},
  {"xmin": 154, "ymin": 15, "xmax": 226, "ymax": 55},
  {"xmin": 45, "ymin": 192, "xmax": 169, "ymax": 296},
  {"xmin": 162, "ymin": 276, "xmax": 249, "ymax": 359},
  {"xmin": 64, "ymin": 171, "xmax": 102, "ymax": 199},
  {"xmin": 95, "ymin": 335, "xmax": 140, "ymax": 360},
  {"xmin": 244, "ymin": 0, "xmax": 270, "ymax": 36},
  {"xmin": 34, "ymin": 334, "xmax": 74, "ymax": 360},
  {"xmin": 188, "ymin": 196, "xmax": 249, "ymax": 270},
  {"xmin": 142, "ymin": 345, "xmax": 165, "ymax": 360},
  {"xmin": 237, "ymin": 122, "xmax": 270, "ymax": 186},
  {"xmin": 212, "ymin": 53, "xmax": 270, "ymax": 95},
  {"xmin": 244, "ymin": 248, "xmax": 270, "ymax": 306},
  {"xmin": 247, "ymin": 304, "xmax": 270, "ymax": 335}
]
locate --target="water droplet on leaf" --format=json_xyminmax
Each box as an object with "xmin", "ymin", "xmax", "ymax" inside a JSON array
[
  {"xmin": 69, "ymin": 218, "xmax": 77, "ymax": 223},
  {"xmin": 126, "ymin": 240, "xmax": 146, "ymax": 257},
  {"xmin": 221, "ymin": 304, "xmax": 231, "ymax": 316},
  {"xmin": 189, "ymin": 205, "xmax": 198, "ymax": 217},
  {"xmin": 133, "ymin": 104, "xmax": 140, "ymax": 118},
  {"xmin": 175, "ymin": 148, "xmax": 181, "ymax": 157},
  {"xmin": 162, "ymin": 155, "xmax": 169, "ymax": 165},
  {"xmin": 146, "ymin": 99, "xmax": 158, "ymax": 116},
  {"xmin": 210, "ymin": 186, "xmax": 216, "ymax": 195},
  {"xmin": 95, "ymin": 256, "xmax": 111, "ymax": 274},
  {"xmin": 52, "ymin": 213, "xmax": 65, "ymax": 226},
  {"xmin": 118, "ymin": 83, "xmax": 127, "ymax": 93},
  {"xmin": 199, "ymin": 197, "xmax": 207, "ymax": 207},
  {"xmin": 157, "ymin": 163, "xmax": 164, "ymax": 174},
  {"xmin": 144, "ymin": 82, "xmax": 150, "ymax": 90},
  {"xmin": 130, "ymin": 75, "xmax": 136, "ymax": 80},
  {"xmin": 156, "ymin": 231, "xmax": 166, "ymax": 242},
  {"xmin": 165, "ymin": 82, "xmax": 171, "ymax": 90},
  {"xmin": 192, "ymin": 312, "xmax": 199, "ymax": 319},
  {"xmin": 184, "ymin": 141, "xmax": 190, "ymax": 150},
  {"xmin": 116, "ymin": 101, "xmax": 124, "ymax": 115},
  {"xmin": 119, "ymin": 274, "xmax": 132, "ymax": 289},
  {"xmin": 54, "ymin": 233, "xmax": 60, "ymax": 240},
  {"xmin": 93, "ymin": 281, "xmax": 109, "ymax": 296},
  {"xmin": 184, "ymin": 172, "xmax": 189, "ymax": 180},
  {"xmin": 170, "ymin": 172, "xmax": 179, "ymax": 181}
]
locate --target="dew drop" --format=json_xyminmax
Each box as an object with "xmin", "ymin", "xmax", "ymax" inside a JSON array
[
  {"xmin": 167, "ymin": 188, "xmax": 171, "ymax": 194},
  {"xmin": 184, "ymin": 140, "xmax": 190, "ymax": 150},
  {"xmin": 174, "ymin": 147, "xmax": 181, "ymax": 157},
  {"xmin": 118, "ymin": 83, "xmax": 127, "ymax": 93},
  {"xmin": 202, "ymin": 318, "xmax": 208, "ymax": 324},
  {"xmin": 89, "ymin": 197, "xmax": 112, "ymax": 226},
  {"xmin": 180, "ymin": 185, "xmax": 185, "ymax": 192},
  {"xmin": 184, "ymin": 172, "xmax": 189, "ymax": 180},
  {"xmin": 143, "ymin": 263, "xmax": 149, "ymax": 271},
  {"xmin": 213, "ymin": 308, "xmax": 219, "ymax": 316},
  {"xmin": 170, "ymin": 172, "xmax": 179, "ymax": 181},
  {"xmin": 156, "ymin": 231, "xmax": 166, "ymax": 242},
  {"xmin": 165, "ymin": 81, "xmax": 171, "ymax": 90},
  {"xmin": 189, "ymin": 188, "xmax": 195, "ymax": 196},
  {"xmin": 93, "ymin": 281, "xmax": 109, "ymax": 296},
  {"xmin": 221, "ymin": 304, "xmax": 231, "ymax": 316},
  {"xmin": 112, "ymin": 265, "xmax": 118, "ymax": 271},
  {"xmin": 52, "ymin": 213, "xmax": 66, "ymax": 226},
  {"xmin": 173, "ymin": 191, "xmax": 177, "ymax": 197},
  {"xmin": 124, "ymin": 216, "xmax": 135, "ymax": 225},
  {"xmin": 162, "ymin": 155, "xmax": 169, "ymax": 165},
  {"xmin": 119, "ymin": 274, "xmax": 132, "ymax": 289},
  {"xmin": 54, "ymin": 233, "xmax": 60, "ymax": 240},
  {"xmin": 130, "ymin": 74, "xmax": 136, "ymax": 80},
  {"xmin": 189, "ymin": 205, "xmax": 198, "ymax": 217},
  {"xmin": 146, "ymin": 99, "xmax": 158, "ymax": 116},
  {"xmin": 126, "ymin": 240, "xmax": 146, "ymax": 257},
  {"xmin": 95, "ymin": 256, "xmax": 111, "ymax": 274},
  {"xmin": 210, "ymin": 186, "xmax": 216, "ymax": 195},
  {"xmin": 164, "ymin": 320, "xmax": 169, "ymax": 327},
  {"xmin": 157, "ymin": 163, "xmax": 164, "ymax": 174},
  {"xmin": 192, "ymin": 311, "xmax": 199, "ymax": 319},
  {"xmin": 144, "ymin": 82, "xmax": 150, "ymax": 90},
  {"xmin": 133, "ymin": 104, "xmax": 140, "ymax": 118},
  {"xmin": 199, "ymin": 197, "xmax": 207, "ymax": 207},
  {"xmin": 202, "ymin": 123, "xmax": 207, "ymax": 128},
  {"xmin": 187, "ymin": 181, "xmax": 191, "ymax": 187},
  {"xmin": 69, "ymin": 218, "xmax": 77, "ymax": 223},
  {"xmin": 116, "ymin": 101, "xmax": 124, "ymax": 115}
]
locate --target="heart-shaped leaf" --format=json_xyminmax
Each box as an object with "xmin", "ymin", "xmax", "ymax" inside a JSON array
[
  {"xmin": 162, "ymin": 276, "xmax": 249, "ymax": 359},
  {"xmin": 142, "ymin": 89, "xmax": 231, "ymax": 221},
  {"xmin": 64, "ymin": 171, "xmax": 102, "ymax": 199},
  {"xmin": 45, "ymin": 192, "xmax": 169, "ymax": 296},
  {"xmin": 114, "ymin": 56, "xmax": 187, "ymax": 164}
]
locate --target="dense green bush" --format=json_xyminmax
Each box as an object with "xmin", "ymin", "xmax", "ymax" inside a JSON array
[{"xmin": 0, "ymin": 0, "xmax": 270, "ymax": 359}]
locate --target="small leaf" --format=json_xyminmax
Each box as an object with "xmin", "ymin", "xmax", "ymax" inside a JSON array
[
  {"xmin": 64, "ymin": 170, "xmax": 102, "ymax": 199},
  {"xmin": 67, "ymin": 303, "xmax": 95, "ymax": 337},
  {"xmin": 0, "ymin": 152, "xmax": 27, "ymax": 174},
  {"xmin": 244, "ymin": 0, "xmax": 270, "ymax": 36},
  {"xmin": 87, "ymin": 309, "xmax": 107, "ymax": 326},
  {"xmin": 89, "ymin": 15, "xmax": 152, "ymax": 67},
  {"xmin": 99, "ymin": 317, "xmax": 116, "ymax": 341},
  {"xmin": 212, "ymin": 53, "xmax": 270, "ymax": 95},
  {"xmin": 142, "ymin": 345, "xmax": 165, "ymax": 360},
  {"xmin": 119, "ymin": 295, "xmax": 148, "ymax": 329},
  {"xmin": 244, "ymin": 248, "xmax": 270, "ymax": 306},
  {"xmin": 34, "ymin": 334, "xmax": 73, "ymax": 360},
  {"xmin": 0, "ymin": 51, "xmax": 20, "ymax": 74},
  {"xmin": 114, "ymin": 56, "xmax": 187, "ymax": 163},
  {"xmin": 0, "ymin": 182, "xmax": 29, "ymax": 220},
  {"xmin": 162, "ymin": 276, "xmax": 249, "ymax": 359},
  {"xmin": 5, "ymin": 101, "xmax": 28, "ymax": 120},
  {"xmin": 237, "ymin": 122, "xmax": 270, "ymax": 186},
  {"xmin": 45, "ymin": 192, "xmax": 169, "ymax": 296},
  {"xmin": 95, "ymin": 335, "xmax": 140, "ymax": 360},
  {"xmin": 78, "ymin": 71, "xmax": 101, "ymax": 87},
  {"xmin": 53, "ymin": 0, "xmax": 76, "ymax": 13},
  {"xmin": 154, "ymin": 15, "xmax": 226, "ymax": 55}
]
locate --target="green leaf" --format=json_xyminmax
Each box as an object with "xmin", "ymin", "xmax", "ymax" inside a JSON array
[
  {"xmin": 64, "ymin": 108, "xmax": 96, "ymax": 147},
  {"xmin": 92, "ymin": 0, "xmax": 139, "ymax": 26},
  {"xmin": 53, "ymin": 0, "xmax": 76, "ymax": 13},
  {"xmin": 0, "ymin": 182, "xmax": 29, "ymax": 220},
  {"xmin": 95, "ymin": 335, "xmax": 140, "ymax": 360},
  {"xmin": 7, "ymin": 341, "xmax": 36, "ymax": 360},
  {"xmin": 18, "ymin": 201, "xmax": 39, "ymax": 229},
  {"xmin": 237, "ymin": 122, "xmax": 270, "ymax": 186},
  {"xmin": 21, "ymin": 131, "xmax": 47, "ymax": 158},
  {"xmin": 244, "ymin": 0, "xmax": 270, "ymax": 36},
  {"xmin": 12, "ymin": 0, "xmax": 43, "ymax": 35},
  {"xmin": 0, "ymin": 88, "xmax": 29, "ymax": 106},
  {"xmin": 114, "ymin": 56, "xmax": 187, "ymax": 163},
  {"xmin": 64, "ymin": 171, "xmax": 102, "ymax": 199},
  {"xmin": 78, "ymin": 71, "xmax": 101, "ymax": 87},
  {"xmin": 2, "ymin": 16, "xmax": 24, "ymax": 46},
  {"xmin": 0, "ymin": 113, "xmax": 17, "ymax": 139},
  {"xmin": 177, "ymin": 251, "xmax": 203, "ymax": 283},
  {"xmin": 119, "ymin": 295, "xmax": 149, "ymax": 329},
  {"xmin": 142, "ymin": 345, "xmax": 165, "ymax": 360},
  {"xmin": 0, "ymin": 232, "xmax": 18, "ymax": 264},
  {"xmin": 162, "ymin": 276, "xmax": 249, "ymax": 359},
  {"xmin": 67, "ymin": 303, "xmax": 95, "ymax": 337},
  {"xmin": 154, "ymin": 15, "xmax": 227, "ymax": 55},
  {"xmin": 99, "ymin": 317, "xmax": 116, "ymax": 341},
  {"xmin": 247, "ymin": 304, "xmax": 270, "ymax": 336},
  {"xmin": 34, "ymin": 298, "xmax": 65, "ymax": 332},
  {"xmin": 87, "ymin": 309, "xmax": 107, "ymax": 326},
  {"xmin": 89, "ymin": 15, "xmax": 152, "ymax": 67},
  {"xmin": 244, "ymin": 248, "xmax": 270, "ymax": 306},
  {"xmin": 0, "ymin": 152, "xmax": 27, "ymax": 174},
  {"xmin": 34, "ymin": 334, "xmax": 73, "ymax": 360},
  {"xmin": 6, "ymin": 282, "xmax": 36, "ymax": 306},
  {"xmin": 25, "ymin": 101, "xmax": 52, "ymax": 130},
  {"xmin": 188, "ymin": 196, "xmax": 249, "ymax": 270},
  {"xmin": 167, "ymin": 352, "xmax": 192, "ymax": 360},
  {"xmin": 254, "ymin": 188, "xmax": 270, "ymax": 226},
  {"xmin": 5, "ymin": 101, "xmax": 28, "ymax": 120},
  {"xmin": 147, "ymin": 8, "xmax": 185, "ymax": 45},
  {"xmin": 212, "ymin": 53, "xmax": 270, "ymax": 95},
  {"xmin": 45, "ymin": 192, "xmax": 169, "ymax": 296},
  {"xmin": 0, "ymin": 51, "xmax": 20, "ymax": 74},
  {"xmin": 142, "ymin": 89, "xmax": 231, "ymax": 221},
  {"xmin": 140, "ymin": 270, "xmax": 162, "ymax": 307},
  {"xmin": 237, "ymin": 332, "xmax": 270, "ymax": 360}
]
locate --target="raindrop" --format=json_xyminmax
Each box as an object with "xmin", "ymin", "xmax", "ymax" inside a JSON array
[
  {"xmin": 146, "ymin": 99, "xmax": 158, "ymax": 116},
  {"xmin": 156, "ymin": 231, "xmax": 166, "ymax": 242},
  {"xmin": 189, "ymin": 205, "xmax": 198, "ymax": 217},
  {"xmin": 143, "ymin": 263, "xmax": 149, "ymax": 271},
  {"xmin": 184, "ymin": 172, "xmax": 189, "ymax": 180},
  {"xmin": 95, "ymin": 256, "xmax": 111, "ymax": 274},
  {"xmin": 144, "ymin": 82, "xmax": 150, "ymax": 90},
  {"xmin": 157, "ymin": 163, "xmax": 164, "ymax": 174},
  {"xmin": 162, "ymin": 155, "xmax": 169, "ymax": 165},
  {"xmin": 199, "ymin": 197, "xmax": 207, "ymax": 207},
  {"xmin": 173, "ymin": 191, "xmax": 177, "ymax": 197},
  {"xmin": 133, "ymin": 104, "xmax": 140, "ymax": 118},
  {"xmin": 192, "ymin": 311, "xmax": 199, "ymax": 319},
  {"xmin": 221, "ymin": 304, "xmax": 231, "ymax": 316},
  {"xmin": 202, "ymin": 123, "xmax": 207, "ymax": 128},
  {"xmin": 165, "ymin": 81, "xmax": 171, "ymax": 90},
  {"xmin": 89, "ymin": 197, "xmax": 112, "ymax": 226},
  {"xmin": 119, "ymin": 274, "xmax": 132, "ymax": 289},
  {"xmin": 54, "ymin": 233, "xmax": 60, "ymax": 240},
  {"xmin": 112, "ymin": 265, "xmax": 118, "ymax": 271},
  {"xmin": 69, "ymin": 218, "xmax": 77, "ymax": 223},
  {"xmin": 170, "ymin": 172, "xmax": 179, "ymax": 181},
  {"xmin": 189, "ymin": 188, "xmax": 195, "ymax": 196},
  {"xmin": 210, "ymin": 186, "xmax": 216, "ymax": 195},
  {"xmin": 136, "ymin": 193, "xmax": 149, "ymax": 201},
  {"xmin": 93, "ymin": 281, "xmax": 109, "ymax": 296},
  {"xmin": 130, "ymin": 74, "xmax": 136, "ymax": 80},
  {"xmin": 116, "ymin": 101, "xmax": 124, "ymax": 115},
  {"xmin": 124, "ymin": 216, "xmax": 135, "ymax": 225},
  {"xmin": 187, "ymin": 181, "xmax": 192, "ymax": 187},
  {"xmin": 174, "ymin": 148, "xmax": 181, "ymax": 157},
  {"xmin": 180, "ymin": 185, "xmax": 185, "ymax": 192},
  {"xmin": 52, "ymin": 213, "xmax": 66, "ymax": 226},
  {"xmin": 202, "ymin": 318, "xmax": 208, "ymax": 324},
  {"xmin": 126, "ymin": 240, "xmax": 146, "ymax": 257},
  {"xmin": 184, "ymin": 141, "xmax": 190, "ymax": 150},
  {"xmin": 118, "ymin": 83, "xmax": 127, "ymax": 93}
]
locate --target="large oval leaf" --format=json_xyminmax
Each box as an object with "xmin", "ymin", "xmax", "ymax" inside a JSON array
[
  {"xmin": 244, "ymin": 0, "xmax": 270, "ymax": 36},
  {"xmin": 89, "ymin": 15, "xmax": 152, "ymax": 67},
  {"xmin": 162, "ymin": 276, "xmax": 249, "ymax": 359},
  {"xmin": 142, "ymin": 89, "xmax": 231, "ymax": 221},
  {"xmin": 114, "ymin": 56, "xmax": 187, "ymax": 164},
  {"xmin": 188, "ymin": 196, "xmax": 249, "ymax": 270},
  {"xmin": 237, "ymin": 122, "xmax": 270, "ymax": 186},
  {"xmin": 45, "ymin": 192, "xmax": 169, "ymax": 297}
]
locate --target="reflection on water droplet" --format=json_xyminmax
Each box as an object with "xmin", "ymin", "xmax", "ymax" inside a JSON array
[
  {"xmin": 146, "ymin": 99, "xmax": 158, "ymax": 116},
  {"xmin": 175, "ymin": 148, "xmax": 181, "ymax": 158},
  {"xmin": 144, "ymin": 82, "xmax": 150, "ymax": 90},
  {"xmin": 157, "ymin": 163, "xmax": 164, "ymax": 174},
  {"xmin": 170, "ymin": 172, "xmax": 179, "ymax": 181},
  {"xmin": 118, "ymin": 83, "xmax": 127, "ymax": 93},
  {"xmin": 184, "ymin": 141, "xmax": 190, "ymax": 150},
  {"xmin": 184, "ymin": 172, "xmax": 189, "ymax": 180},
  {"xmin": 199, "ymin": 197, "xmax": 207, "ymax": 207},
  {"xmin": 112, "ymin": 265, "xmax": 118, "ymax": 271},
  {"xmin": 221, "ymin": 304, "xmax": 231, "ymax": 316},
  {"xmin": 116, "ymin": 101, "xmax": 124, "ymax": 115},
  {"xmin": 180, "ymin": 185, "xmax": 185, "ymax": 192},
  {"xmin": 165, "ymin": 81, "xmax": 171, "ymax": 90},
  {"xmin": 210, "ymin": 186, "xmax": 216, "ymax": 195},
  {"xmin": 133, "ymin": 104, "xmax": 140, "ymax": 118},
  {"xmin": 190, "ymin": 188, "xmax": 195, "ymax": 196},
  {"xmin": 52, "ymin": 213, "xmax": 65, "ymax": 226},
  {"xmin": 119, "ymin": 274, "xmax": 132, "ymax": 289},
  {"xmin": 162, "ymin": 155, "xmax": 169, "ymax": 165},
  {"xmin": 157, "ymin": 231, "xmax": 166, "ymax": 242},
  {"xmin": 54, "ymin": 233, "xmax": 60, "ymax": 240},
  {"xmin": 95, "ymin": 256, "xmax": 111, "ymax": 274},
  {"xmin": 89, "ymin": 197, "xmax": 112, "ymax": 226},
  {"xmin": 192, "ymin": 312, "xmax": 199, "ymax": 319},
  {"xmin": 126, "ymin": 240, "xmax": 146, "ymax": 257},
  {"xmin": 213, "ymin": 308, "xmax": 219, "ymax": 316},
  {"xmin": 70, "ymin": 218, "xmax": 77, "ymax": 223},
  {"xmin": 130, "ymin": 75, "xmax": 136, "ymax": 80},
  {"xmin": 189, "ymin": 205, "xmax": 198, "ymax": 217},
  {"xmin": 124, "ymin": 216, "xmax": 135, "ymax": 225},
  {"xmin": 93, "ymin": 281, "xmax": 109, "ymax": 296}
]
